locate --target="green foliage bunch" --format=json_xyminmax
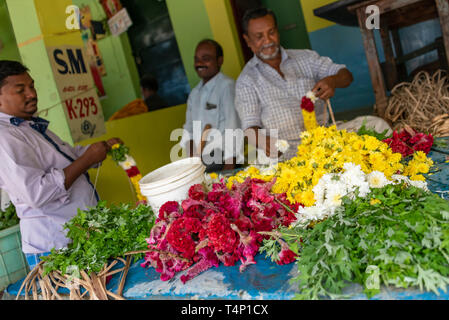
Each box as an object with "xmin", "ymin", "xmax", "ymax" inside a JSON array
[
  {"xmin": 266, "ymin": 183, "xmax": 449, "ymax": 299},
  {"xmin": 0, "ymin": 203, "xmax": 19, "ymax": 231},
  {"xmin": 42, "ymin": 201, "xmax": 155, "ymax": 276}
]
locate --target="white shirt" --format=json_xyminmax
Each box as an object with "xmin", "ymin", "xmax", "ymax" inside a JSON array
[
  {"xmin": 181, "ymin": 72, "xmax": 243, "ymax": 162},
  {"xmin": 0, "ymin": 112, "xmax": 98, "ymax": 253}
]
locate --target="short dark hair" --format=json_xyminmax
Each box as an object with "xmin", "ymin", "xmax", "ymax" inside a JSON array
[
  {"xmin": 0, "ymin": 60, "xmax": 29, "ymax": 91},
  {"xmin": 242, "ymin": 7, "xmax": 277, "ymax": 35},
  {"xmin": 140, "ymin": 74, "xmax": 158, "ymax": 92},
  {"xmin": 197, "ymin": 39, "xmax": 223, "ymax": 59}
]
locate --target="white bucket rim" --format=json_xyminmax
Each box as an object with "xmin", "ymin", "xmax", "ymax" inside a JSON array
[
  {"xmin": 139, "ymin": 163, "xmax": 205, "ymax": 192},
  {"xmin": 141, "ymin": 166, "xmax": 205, "ymax": 197},
  {"xmin": 139, "ymin": 157, "xmax": 203, "ymax": 188}
]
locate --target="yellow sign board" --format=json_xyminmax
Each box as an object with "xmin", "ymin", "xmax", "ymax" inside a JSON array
[{"xmin": 47, "ymin": 45, "xmax": 106, "ymax": 143}]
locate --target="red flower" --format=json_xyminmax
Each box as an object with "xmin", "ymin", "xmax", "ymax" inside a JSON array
[
  {"xmin": 300, "ymin": 96, "xmax": 314, "ymax": 112},
  {"xmin": 251, "ymin": 182, "xmax": 274, "ymax": 203},
  {"xmin": 277, "ymin": 245, "xmax": 297, "ymax": 265},
  {"xmin": 203, "ymin": 214, "xmax": 238, "ymax": 254},
  {"xmin": 158, "ymin": 201, "xmax": 180, "ymax": 221},
  {"xmin": 166, "ymin": 217, "xmax": 202, "ymax": 259},
  {"xmin": 188, "ymin": 184, "xmax": 206, "ymax": 200},
  {"xmin": 125, "ymin": 166, "xmax": 140, "ymax": 178},
  {"xmin": 383, "ymin": 128, "xmax": 433, "ymax": 157},
  {"xmin": 143, "ymin": 177, "xmax": 301, "ymax": 283},
  {"xmin": 180, "ymin": 247, "xmax": 219, "ymax": 284}
]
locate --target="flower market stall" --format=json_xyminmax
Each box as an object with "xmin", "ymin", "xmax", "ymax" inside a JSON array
[{"xmin": 4, "ymin": 95, "xmax": 449, "ymax": 300}]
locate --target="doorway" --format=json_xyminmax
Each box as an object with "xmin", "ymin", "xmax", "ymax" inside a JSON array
[
  {"xmin": 230, "ymin": 0, "xmax": 311, "ymax": 63},
  {"xmin": 122, "ymin": 0, "xmax": 190, "ymax": 107}
]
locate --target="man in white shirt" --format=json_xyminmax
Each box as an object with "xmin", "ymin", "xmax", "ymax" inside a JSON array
[
  {"xmin": 181, "ymin": 39, "xmax": 242, "ymax": 172},
  {"xmin": 0, "ymin": 60, "xmax": 122, "ymax": 270}
]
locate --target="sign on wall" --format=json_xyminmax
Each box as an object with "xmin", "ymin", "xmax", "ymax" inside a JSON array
[
  {"xmin": 47, "ymin": 45, "xmax": 106, "ymax": 143},
  {"xmin": 108, "ymin": 8, "xmax": 133, "ymax": 36}
]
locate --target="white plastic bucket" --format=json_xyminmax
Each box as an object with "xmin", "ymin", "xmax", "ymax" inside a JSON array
[{"xmin": 139, "ymin": 157, "xmax": 206, "ymax": 213}]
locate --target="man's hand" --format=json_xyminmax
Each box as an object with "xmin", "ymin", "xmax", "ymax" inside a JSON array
[
  {"xmin": 82, "ymin": 141, "xmax": 110, "ymax": 166},
  {"xmin": 265, "ymin": 135, "xmax": 283, "ymax": 158},
  {"xmin": 245, "ymin": 127, "xmax": 282, "ymax": 158},
  {"xmin": 63, "ymin": 140, "xmax": 110, "ymax": 190},
  {"xmin": 312, "ymin": 68, "xmax": 353, "ymax": 101},
  {"xmin": 312, "ymin": 76, "xmax": 336, "ymax": 101},
  {"xmin": 106, "ymin": 137, "xmax": 124, "ymax": 148}
]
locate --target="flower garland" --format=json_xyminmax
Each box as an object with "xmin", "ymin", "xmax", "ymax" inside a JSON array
[
  {"xmin": 300, "ymin": 91, "xmax": 319, "ymax": 131},
  {"xmin": 109, "ymin": 144, "xmax": 146, "ymax": 203},
  {"xmin": 227, "ymin": 126, "xmax": 434, "ymax": 207},
  {"xmin": 141, "ymin": 179, "xmax": 299, "ymax": 283}
]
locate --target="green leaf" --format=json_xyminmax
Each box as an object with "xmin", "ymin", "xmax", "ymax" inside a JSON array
[{"xmin": 283, "ymin": 183, "xmax": 449, "ymax": 299}]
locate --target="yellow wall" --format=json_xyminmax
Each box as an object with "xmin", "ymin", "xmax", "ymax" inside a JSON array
[
  {"xmin": 79, "ymin": 105, "xmax": 187, "ymax": 205},
  {"xmin": 299, "ymin": 0, "xmax": 336, "ymax": 33},
  {"xmin": 203, "ymin": 0, "xmax": 245, "ymax": 80}
]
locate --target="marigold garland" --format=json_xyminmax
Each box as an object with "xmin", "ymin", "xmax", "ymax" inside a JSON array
[
  {"xmin": 109, "ymin": 144, "xmax": 147, "ymax": 203},
  {"xmin": 300, "ymin": 91, "xmax": 319, "ymax": 131}
]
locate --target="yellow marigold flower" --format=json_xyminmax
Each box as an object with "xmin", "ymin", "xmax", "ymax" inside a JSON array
[
  {"xmin": 302, "ymin": 110, "xmax": 318, "ymax": 131},
  {"xmin": 279, "ymin": 167, "xmax": 296, "ymax": 182},
  {"xmin": 300, "ymin": 131, "xmax": 311, "ymax": 141},
  {"xmin": 247, "ymin": 167, "xmax": 260, "ymax": 176},
  {"xmin": 312, "ymin": 146, "xmax": 326, "ymax": 159},
  {"xmin": 209, "ymin": 172, "xmax": 218, "ymax": 180},
  {"xmin": 390, "ymin": 152, "xmax": 402, "ymax": 163},
  {"xmin": 370, "ymin": 198, "xmax": 381, "ymax": 205},
  {"xmin": 364, "ymin": 136, "xmax": 381, "ymax": 151},
  {"xmin": 413, "ymin": 151, "xmax": 428, "ymax": 162},
  {"xmin": 301, "ymin": 190, "xmax": 316, "ymax": 207},
  {"xmin": 410, "ymin": 174, "xmax": 425, "ymax": 181},
  {"xmin": 416, "ymin": 163, "xmax": 430, "ymax": 174},
  {"xmin": 352, "ymin": 140, "xmax": 364, "ymax": 151}
]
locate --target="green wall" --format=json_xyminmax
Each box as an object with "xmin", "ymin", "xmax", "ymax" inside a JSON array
[
  {"xmin": 73, "ymin": 0, "xmax": 141, "ymax": 120},
  {"xmin": 261, "ymin": 0, "xmax": 311, "ymax": 50},
  {"xmin": 166, "ymin": 0, "xmax": 213, "ymax": 89},
  {"xmin": 0, "ymin": 0, "xmax": 21, "ymax": 61}
]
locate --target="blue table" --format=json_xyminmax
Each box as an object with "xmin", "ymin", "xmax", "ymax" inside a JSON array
[{"xmin": 5, "ymin": 138, "xmax": 449, "ymax": 300}]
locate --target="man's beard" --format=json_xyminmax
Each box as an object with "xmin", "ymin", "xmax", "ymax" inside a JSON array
[{"xmin": 257, "ymin": 43, "xmax": 280, "ymax": 60}]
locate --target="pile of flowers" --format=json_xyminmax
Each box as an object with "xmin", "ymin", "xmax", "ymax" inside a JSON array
[
  {"xmin": 228, "ymin": 126, "xmax": 433, "ymax": 206},
  {"xmin": 294, "ymin": 162, "xmax": 429, "ymax": 227},
  {"xmin": 383, "ymin": 126, "xmax": 434, "ymax": 158},
  {"xmin": 140, "ymin": 178, "xmax": 299, "ymax": 283}
]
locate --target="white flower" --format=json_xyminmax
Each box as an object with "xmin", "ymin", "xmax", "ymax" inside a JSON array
[
  {"xmin": 295, "ymin": 204, "xmax": 329, "ymax": 226},
  {"xmin": 118, "ymin": 155, "xmax": 136, "ymax": 170},
  {"xmin": 408, "ymin": 180, "xmax": 428, "ymax": 191},
  {"xmin": 306, "ymin": 90, "xmax": 318, "ymax": 103},
  {"xmin": 391, "ymin": 174, "xmax": 428, "ymax": 191},
  {"xmin": 367, "ymin": 171, "xmax": 390, "ymax": 188},
  {"xmin": 324, "ymin": 189, "xmax": 345, "ymax": 208},
  {"xmin": 259, "ymin": 165, "xmax": 277, "ymax": 176},
  {"xmin": 357, "ymin": 183, "xmax": 371, "ymax": 198},
  {"xmin": 275, "ymin": 139, "xmax": 290, "ymax": 153},
  {"xmin": 312, "ymin": 183, "xmax": 325, "ymax": 205}
]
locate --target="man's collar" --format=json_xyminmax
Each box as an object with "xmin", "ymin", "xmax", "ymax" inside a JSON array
[
  {"xmin": 0, "ymin": 111, "xmax": 49, "ymax": 127},
  {"xmin": 198, "ymin": 72, "xmax": 222, "ymax": 90},
  {"xmin": 9, "ymin": 115, "xmax": 49, "ymax": 134},
  {"xmin": 248, "ymin": 46, "xmax": 289, "ymax": 68}
]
